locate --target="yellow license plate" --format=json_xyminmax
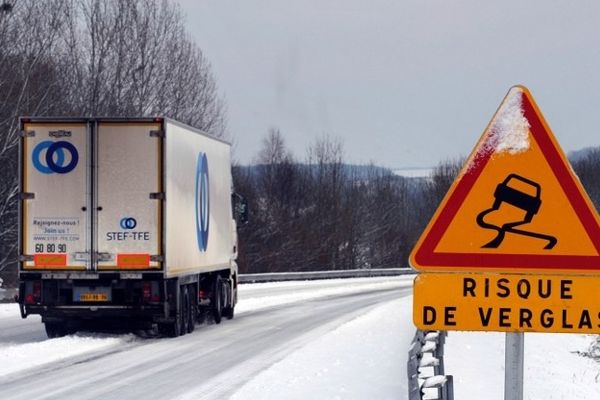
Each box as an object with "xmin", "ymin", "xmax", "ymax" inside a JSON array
[{"xmin": 80, "ymin": 293, "xmax": 108, "ymax": 302}]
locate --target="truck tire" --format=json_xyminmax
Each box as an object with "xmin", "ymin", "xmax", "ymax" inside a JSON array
[
  {"xmin": 45, "ymin": 321, "xmax": 69, "ymax": 338},
  {"xmin": 222, "ymin": 281, "xmax": 235, "ymax": 320},
  {"xmin": 187, "ymin": 285, "xmax": 196, "ymax": 333},
  {"xmin": 180, "ymin": 286, "xmax": 189, "ymax": 335},
  {"xmin": 212, "ymin": 276, "xmax": 223, "ymax": 324},
  {"xmin": 222, "ymin": 303, "xmax": 234, "ymax": 320}
]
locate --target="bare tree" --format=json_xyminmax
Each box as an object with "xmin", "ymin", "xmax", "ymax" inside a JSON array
[
  {"xmin": 62, "ymin": 0, "xmax": 227, "ymax": 136},
  {"xmin": 0, "ymin": 0, "xmax": 227, "ymax": 284}
]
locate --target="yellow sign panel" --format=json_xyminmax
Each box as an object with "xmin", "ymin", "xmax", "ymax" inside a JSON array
[
  {"xmin": 413, "ymin": 273, "xmax": 600, "ymax": 333},
  {"xmin": 410, "ymin": 85, "xmax": 600, "ymax": 273}
]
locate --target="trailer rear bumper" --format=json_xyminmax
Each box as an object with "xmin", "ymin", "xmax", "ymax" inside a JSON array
[{"xmin": 24, "ymin": 304, "xmax": 166, "ymax": 320}]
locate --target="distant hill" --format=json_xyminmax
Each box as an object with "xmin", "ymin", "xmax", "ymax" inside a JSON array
[
  {"xmin": 568, "ymin": 146, "xmax": 600, "ymax": 163},
  {"xmin": 392, "ymin": 167, "xmax": 433, "ymax": 178},
  {"xmin": 235, "ymin": 163, "xmax": 397, "ymax": 180}
]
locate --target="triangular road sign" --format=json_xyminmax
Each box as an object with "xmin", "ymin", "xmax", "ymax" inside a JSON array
[{"xmin": 410, "ymin": 85, "xmax": 600, "ymax": 273}]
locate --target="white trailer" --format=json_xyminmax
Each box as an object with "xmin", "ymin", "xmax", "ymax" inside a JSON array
[{"xmin": 17, "ymin": 117, "xmax": 247, "ymax": 337}]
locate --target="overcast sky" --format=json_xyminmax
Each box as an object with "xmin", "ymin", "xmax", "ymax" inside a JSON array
[{"xmin": 178, "ymin": 0, "xmax": 600, "ymax": 168}]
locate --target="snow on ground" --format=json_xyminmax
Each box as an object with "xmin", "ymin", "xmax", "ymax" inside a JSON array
[
  {"xmin": 231, "ymin": 295, "xmax": 413, "ymax": 400},
  {"xmin": 0, "ymin": 277, "xmax": 412, "ymax": 382},
  {"xmin": 0, "ymin": 332, "xmax": 137, "ymax": 377},
  {"xmin": 446, "ymin": 331, "xmax": 600, "ymax": 400},
  {"xmin": 236, "ymin": 275, "xmax": 414, "ymax": 314},
  {"xmin": 0, "ymin": 302, "xmax": 18, "ymax": 319}
]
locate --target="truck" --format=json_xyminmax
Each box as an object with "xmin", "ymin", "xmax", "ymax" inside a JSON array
[{"xmin": 17, "ymin": 117, "xmax": 247, "ymax": 338}]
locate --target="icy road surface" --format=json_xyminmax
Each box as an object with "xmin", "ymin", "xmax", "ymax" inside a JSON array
[{"xmin": 0, "ymin": 276, "xmax": 414, "ymax": 399}]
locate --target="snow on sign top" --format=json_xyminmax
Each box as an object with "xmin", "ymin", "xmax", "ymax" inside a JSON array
[
  {"xmin": 486, "ymin": 87, "xmax": 530, "ymax": 155},
  {"xmin": 410, "ymin": 85, "xmax": 600, "ymax": 274}
]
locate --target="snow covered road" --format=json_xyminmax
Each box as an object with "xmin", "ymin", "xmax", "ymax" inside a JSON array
[{"xmin": 0, "ymin": 276, "xmax": 414, "ymax": 399}]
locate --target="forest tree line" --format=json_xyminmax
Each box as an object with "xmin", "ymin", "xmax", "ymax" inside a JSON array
[{"xmin": 233, "ymin": 131, "xmax": 600, "ymax": 274}]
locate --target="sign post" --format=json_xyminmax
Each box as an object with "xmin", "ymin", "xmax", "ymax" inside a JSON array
[
  {"xmin": 410, "ymin": 85, "xmax": 600, "ymax": 399},
  {"xmin": 505, "ymin": 332, "xmax": 524, "ymax": 400}
]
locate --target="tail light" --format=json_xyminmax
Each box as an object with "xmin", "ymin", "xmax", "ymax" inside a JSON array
[
  {"xmin": 25, "ymin": 281, "xmax": 42, "ymax": 304},
  {"xmin": 142, "ymin": 282, "xmax": 151, "ymax": 302},
  {"xmin": 142, "ymin": 281, "xmax": 160, "ymax": 303},
  {"xmin": 199, "ymin": 289, "xmax": 207, "ymax": 300}
]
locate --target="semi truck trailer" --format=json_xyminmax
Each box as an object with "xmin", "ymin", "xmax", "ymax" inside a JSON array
[{"xmin": 17, "ymin": 117, "xmax": 247, "ymax": 338}]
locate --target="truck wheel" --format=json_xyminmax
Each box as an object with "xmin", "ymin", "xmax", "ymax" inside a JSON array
[
  {"xmin": 212, "ymin": 276, "xmax": 223, "ymax": 324},
  {"xmin": 187, "ymin": 285, "xmax": 196, "ymax": 333},
  {"xmin": 223, "ymin": 304, "xmax": 235, "ymax": 320},
  {"xmin": 45, "ymin": 321, "xmax": 68, "ymax": 338},
  {"xmin": 222, "ymin": 281, "xmax": 235, "ymax": 320},
  {"xmin": 180, "ymin": 286, "xmax": 189, "ymax": 335}
]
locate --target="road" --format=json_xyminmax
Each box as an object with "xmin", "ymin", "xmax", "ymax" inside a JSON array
[{"xmin": 0, "ymin": 277, "xmax": 413, "ymax": 399}]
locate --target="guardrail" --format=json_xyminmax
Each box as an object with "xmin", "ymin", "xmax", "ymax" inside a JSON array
[
  {"xmin": 238, "ymin": 268, "xmax": 414, "ymax": 283},
  {"xmin": 0, "ymin": 269, "xmax": 414, "ymax": 302},
  {"xmin": 408, "ymin": 330, "xmax": 454, "ymax": 400}
]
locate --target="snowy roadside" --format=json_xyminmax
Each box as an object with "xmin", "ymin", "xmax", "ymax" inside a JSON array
[
  {"xmin": 231, "ymin": 296, "xmax": 414, "ymax": 400},
  {"xmin": 0, "ymin": 333, "xmax": 138, "ymax": 378},
  {"xmin": 0, "ymin": 276, "xmax": 412, "ymax": 380},
  {"xmin": 446, "ymin": 331, "xmax": 600, "ymax": 400},
  {"xmin": 236, "ymin": 275, "xmax": 414, "ymax": 314}
]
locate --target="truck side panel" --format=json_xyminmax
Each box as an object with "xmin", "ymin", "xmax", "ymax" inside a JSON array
[{"xmin": 164, "ymin": 121, "xmax": 234, "ymax": 277}]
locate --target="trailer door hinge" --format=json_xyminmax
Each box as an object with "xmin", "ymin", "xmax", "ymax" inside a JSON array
[
  {"xmin": 149, "ymin": 130, "xmax": 164, "ymax": 138},
  {"xmin": 96, "ymin": 252, "xmax": 112, "ymax": 262},
  {"xmin": 150, "ymin": 255, "xmax": 164, "ymax": 262},
  {"xmin": 149, "ymin": 192, "xmax": 165, "ymax": 200},
  {"xmin": 20, "ymin": 130, "xmax": 35, "ymax": 138},
  {"xmin": 20, "ymin": 192, "xmax": 35, "ymax": 200},
  {"xmin": 73, "ymin": 252, "xmax": 91, "ymax": 262},
  {"xmin": 19, "ymin": 255, "xmax": 34, "ymax": 262}
]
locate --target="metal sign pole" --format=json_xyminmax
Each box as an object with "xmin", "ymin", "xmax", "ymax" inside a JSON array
[{"xmin": 504, "ymin": 332, "xmax": 524, "ymax": 400}]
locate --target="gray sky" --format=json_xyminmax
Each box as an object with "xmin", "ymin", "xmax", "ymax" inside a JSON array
[{"xmin": 178, "ymin": 0, "xmax": 600, "ymax": 168}]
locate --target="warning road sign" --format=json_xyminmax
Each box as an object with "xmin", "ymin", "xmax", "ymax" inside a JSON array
[
  {"xmin": 413, "ymin": 273, "xmax": 600, "ymax": 333},
  {"xmin": 410, "ymin": 85, "xmax": 600, "ymax": 273}
]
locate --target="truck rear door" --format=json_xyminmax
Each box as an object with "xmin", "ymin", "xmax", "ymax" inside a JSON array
[
  {"xmin": 95, "ymin": 121, "xmax": 163, "ymax": 270},
  {"xmin": 20, "ymin": 120, "xmax": 90, "ymax": 270},
  {"xmin": 20, "ymin": 119, "xmax": 163, "ymax": 272}
]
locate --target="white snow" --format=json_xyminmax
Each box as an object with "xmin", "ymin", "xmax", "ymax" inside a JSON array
[
  {"xmin": 231, "ymin": 295, "xmax": 414, "ymax": 400},
  {"xmin": 446, "ymin": 331, "xmax": 600, "ymax": 400},
  {"xmin": 1, "ymin": 277, "xmax": 598, "ymax": 400},
  {"xmin": 0, "ymin": 332, "xmax": 137, "ymax": 377},
  {"xmin": 236, "ymin": 275, "xmax": 414, "ymax": 314},
  {"xmin": 0, "ymin": 276, "xmax": 412, "ymax": 382},
  {"xmin": 0, "ymin": 303, "xmax": 17, "ymax": 319},
  {"xmin": 422, "ymin": 375, "xmax": 447, "ymax": 388},
  {"xmin": 486, "ymin": 86, "xmax": 531, "ymax": 155}
]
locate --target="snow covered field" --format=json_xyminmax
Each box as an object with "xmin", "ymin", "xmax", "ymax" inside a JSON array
[{"xmin": 446, "ymin": 331, "xmax": 600, "ymax": 400}]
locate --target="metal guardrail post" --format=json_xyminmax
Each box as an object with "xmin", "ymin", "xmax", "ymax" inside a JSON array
[
  {"xmin": 444, "ymin": 375, "xmax": 454, "ymax": 400},
  {"xmin": 407, "ymin": 330, "xmax": 453, "ymax": 400}
]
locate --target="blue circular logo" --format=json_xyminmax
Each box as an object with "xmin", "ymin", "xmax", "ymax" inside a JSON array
[
  {"xmin": 32, "ymin": 140, "xmax": 79, "ymax": 174},
  {"xmin": 195, "ymin": 152, "xmax": 210, "ymax": 252},
  {"xmin": 120, "ymin": 217, "xmax": 137, "ymax": 230}
]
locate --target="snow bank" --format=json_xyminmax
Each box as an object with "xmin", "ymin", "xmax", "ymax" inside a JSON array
[
  {"xmin": 446, "ymin": 331, "xmax": 600, "ymax": 400},
  {"xmin": 231, "ymin": 296, "xmax": 414, "ymax": 400}
]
